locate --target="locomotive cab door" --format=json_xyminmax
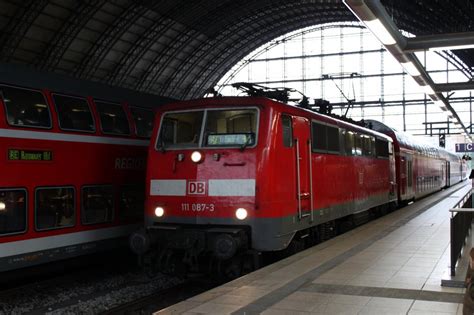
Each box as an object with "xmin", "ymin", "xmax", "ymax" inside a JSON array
[{"xmin": 292, "ymin": 116, "xmax": 312, "ymax": 221}]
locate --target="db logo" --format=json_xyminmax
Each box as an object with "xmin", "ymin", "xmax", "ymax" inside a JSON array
[{"xmin": 188, "ymin": 181, "xmax": 206, "ymax": 195}]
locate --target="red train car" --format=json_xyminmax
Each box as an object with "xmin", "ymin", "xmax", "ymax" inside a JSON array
[
  {"xmin": 367, "ymin": 120, "xmax": 467, "ymax": 204},
  {"xmin": 0, "ymin": 83, "xmax": 155, "ymax": 272},
  {"xmin": 131, "ymin": 96, "xmax": 402, "ymax": 275}
]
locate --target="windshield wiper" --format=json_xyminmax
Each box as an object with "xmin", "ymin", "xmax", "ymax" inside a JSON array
[
  {"xmin": 240, "ymin": 134, "xmax": 252, "ymax": 152},
  {"xmin": 158, "ymin": 137, "xmax": 166, "ymax": 153}
]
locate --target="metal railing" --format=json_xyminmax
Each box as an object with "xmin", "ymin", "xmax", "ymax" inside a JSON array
[{"xmin": 449, "ymin": 188, "xmax": 474, "ymax": 276}]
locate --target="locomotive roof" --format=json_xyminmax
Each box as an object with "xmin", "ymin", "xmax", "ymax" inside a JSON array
[
  {"xmin": 161, "ymin": 96, "xmax": 393, "ymax": 143},
  {"xmin": 366, "ymin": 119, "xmax": 460, "ymax": 161}
]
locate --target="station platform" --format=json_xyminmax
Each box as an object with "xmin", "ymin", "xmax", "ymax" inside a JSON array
[{"xmin": 157, "ymin": 182, "xmax": 472, "ymax": 315}]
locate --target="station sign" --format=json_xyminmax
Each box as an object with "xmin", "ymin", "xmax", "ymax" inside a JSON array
[{"xmin": 455, "ymin": 143, "xmax": 474, "ymax": 152}]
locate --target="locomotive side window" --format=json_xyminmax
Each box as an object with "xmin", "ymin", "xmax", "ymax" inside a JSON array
[
  {"xmin": 312, "ymin": 122, "xmax": 327, "ymax": 151},
  {"xmin": 312, "ymin": 122, "xmax": 339, "ymax": 153},
  {"xmin": 0, "ymin": 189, "xmax": 26, "ymax": 235},
  {"xmin": 362, "ymin": 136, "xmax": 375, "ymax": 156},
  {"xmin": 119, "ymin": 185, "xmax": 144, "ymax": 221},
  {"xmin": 81, "ymin": 185, "xmax": 114, "ymax": 225},
  {"xmin": 95, "ymin": 101, "xmax": 130, "ymax": 135},
  {"xmin": 1, "ymin": 85, "xmax": 51, "ymax": 128},
  {"xmin": 35, "ymin": 187, "xmax": 75, "ymax": 231},
  {"xmin": 130, "ymin": 107, "xmax": 154, "ymax": 138},
  {"xmin": 281, "ymin": 115, "xmax": 293, "ymax": 148},
  {"xmin": 158, "ymin": 111, "xmax": 204, "ymax": 149},
  {"xmin": 376, "ymin": 139, "xmax": 389, "ymax": 158},
  {"xmin": 354, "ymin": 134, "xmax": 363, "ymax": 155},
  {"xmin": 327, "ymin": 126, "xmax": 340, "ymax": 152},
  {"xmin": 344, "ymin": 131, "xmax": 355, "ymax": 155},
  {"xmin": 53, "ymin": 94, "xmax": 95, "ymax": 132},
  {"xmin": 205, "ymin": 109, "xmax": 257, "ymax": 147}
]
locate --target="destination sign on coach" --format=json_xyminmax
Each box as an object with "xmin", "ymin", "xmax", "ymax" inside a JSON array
[{"xmin": 455, "ymin": 143, "xmax": 474, "ymax": 152}]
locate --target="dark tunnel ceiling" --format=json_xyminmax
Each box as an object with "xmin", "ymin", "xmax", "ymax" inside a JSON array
[{"xmin": 0, "ymin": 0, "xmax": 473, "ymax": 100}]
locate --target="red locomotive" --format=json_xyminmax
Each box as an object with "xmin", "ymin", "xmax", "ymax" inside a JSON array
[
  {"xmin": 131, "ymin": 89, "xmax": 467, "ymax": 276},
  {"xmin": 0, "ymin": 83, "xmax": 155, "ymax": 272}
]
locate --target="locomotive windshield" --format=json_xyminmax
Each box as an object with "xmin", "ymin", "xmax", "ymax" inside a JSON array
[{"xmin": 157, "ymin": 108, "xmax": 258, "ymax": 149}]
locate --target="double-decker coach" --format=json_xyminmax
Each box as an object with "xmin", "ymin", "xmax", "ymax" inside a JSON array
[{"xmin": 0, "ymin": 83, "xmax": 155, "ymax": 272}]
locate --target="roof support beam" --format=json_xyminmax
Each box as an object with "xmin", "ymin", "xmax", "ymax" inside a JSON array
[
  {"xmin": 405, "ymin": 32, "xmax": 474, "ymax": 52},
  {"xmin": 434, "ymin": 81, "xmax": 474, "ymax": 92}
]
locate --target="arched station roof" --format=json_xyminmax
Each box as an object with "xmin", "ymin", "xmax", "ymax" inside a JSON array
[{"xmin": 0, "ymin": 0, "xmax": 472, "ymax": 100}]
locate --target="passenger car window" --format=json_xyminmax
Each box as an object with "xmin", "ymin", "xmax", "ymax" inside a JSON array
[
  {"xmin": 95, "ymin": 101, "xmax": 130, "ymax": 135},
  {"xmin": 1, "ymin": 85, "xmax": 51, "ymax": 128},
  {"xmin": 130, "ymin": 107, "xmax": 154, "ymax": 138},
  {"xmin": 0, "ymin": 189, "xmax": 26, "ymax": 235},
  {"xmin": 35, "ymin": 187, "xmax": 75, "ymax": 231},
  {"xmin": 53, "ymin": 94, "xmax": 95, "ymax": 132},
  {"xmin": 82, "ymin": 186, "xmax": 114, "ymax": 225}
]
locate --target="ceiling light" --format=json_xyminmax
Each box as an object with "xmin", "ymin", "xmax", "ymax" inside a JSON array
[
  {"xmin": 420, "ymin": 85, "xmax": 435, "ymax": 95},
  {"xmin": 400, "ymin": 61, "xmax": 420, "ymax": 76},
  {"xmin": 364, "ymin": 19, "xmax": 396, "ymax": 46}
]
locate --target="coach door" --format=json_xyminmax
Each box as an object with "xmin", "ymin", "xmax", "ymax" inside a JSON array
[
  {"xmin": 446, "ymin": 161, "xmax": 451, "ymax": 186},
  {"xmin": 400, "ymin": 156, "xmax": 408, "ymax": 198},
  {"xmin": 292, "ymin": 116, "xmax": 312, "ymax": 221}
]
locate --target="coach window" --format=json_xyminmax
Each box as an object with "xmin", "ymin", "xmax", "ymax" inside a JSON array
[
  {"xmin": 130, "ymin": 107, "xmax": 154, "ymax": 138},
  {"xmin": 35, "ymin": 187, "xmax": 75, "ymax": 231},
  {"xmin": 119, "ymin": 185, "xmax": 144, "ymax": 221},
  {"xmin": 281, "ymin": 115, "xmax": 293, "ymax": 147},
  {"xmin": 1, "ymin": 85, "xmax": 51, "ymax": 128},
  {"xmin": 82, "ymin": 186, "xmax": 114, "ymax": 225},
  {"xmin": 95, "ymin": 101, "xmax": 130, "ymax": 135},
  {"xmin": 0, "ymin": 189, "xmax": 26, "ymax": 235},
  {"xmin": 53, "ymin": 94, "xmax": 95, "ymax": 132},
  {"xmin": 312, "ymin": 122, "xmax": 327, "ymax": 151}
]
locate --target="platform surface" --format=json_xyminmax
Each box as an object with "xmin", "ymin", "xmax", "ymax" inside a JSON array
[{"xmin": 156, "ymin": 182, "xmax": 472, "ymax": 315}]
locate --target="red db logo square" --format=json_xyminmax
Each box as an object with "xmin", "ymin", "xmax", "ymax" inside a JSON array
[{"xmin": 188, "ymin": 181, "xmax": 206, "ymax": 195}]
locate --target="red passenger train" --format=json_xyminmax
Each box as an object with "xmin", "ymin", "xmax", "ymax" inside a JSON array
[
  {"xmin": 0, "ymin": 83, "xmax": 155, "ymax": 272},
  {"xmin": 130, "ymin": 95, "xmax": 467, "ymax": 276}
]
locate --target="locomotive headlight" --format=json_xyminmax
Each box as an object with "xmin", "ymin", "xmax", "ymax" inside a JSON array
[
  {"xmin": 0, "ymin": 202, "xmax": 5, "ymax": 212},
  {"xmin": 154, "ymin": 206, "xmax": 165, "ymax": 217},
  {"xmin": 191, "ymin": 151, "xmax": 202, "ymax": 163},
  {"xmin": 235, "ymin": 208, "xmax": 248, "ymax": 220}
]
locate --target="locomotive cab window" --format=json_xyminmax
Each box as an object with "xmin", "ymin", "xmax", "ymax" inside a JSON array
[
  {"xmin": 82, "ymin": 186, "xmax": 114, "ymax": 225},
  {"xmin": 204, "ymin": 109, "xmax": 257, "ymax": 147},
  {"xmin": 158, "ymin": 111, "xmax": 204, "ymax": 149},
  {"xmin": 281, "ymin": 115, "xmax": 293, "ymax": 148},
  {"xmin": 130, "ymin": 107, "xmax": 154, "ymax": 138},
  {"xmin": 1, "ymin": 85, "xmax": 51, "ymax": 128},
  {"xmin": 95, "ymin": 101, "xmax": 130, "ymax": 135},
  {"xmin": 35, "ymin": 187, "xmax": 75, "ymax": 231},
  {"xmin": 53, "ymin": 94, "xmax": 95, "ymax": 132},
  {"xmin": 0, "ymin": 189, "xmax": 27, "ymax": 235}
]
